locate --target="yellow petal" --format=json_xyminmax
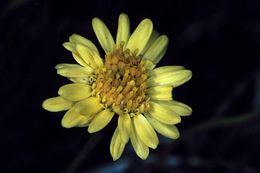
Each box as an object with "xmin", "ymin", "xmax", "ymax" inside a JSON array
[
  {"xmin": 56, "ymin": 64, "xmax": 93, "ymax": 82},
  {"xmin": 141, "ymin": 59, "xmax": 156, "ymax": 70},
  {"xmin": 58, "ymin": 83, "xmax": 92, "ymax": 101},
  {"xmin": 141, "ymin": 30, "xmax": 160, "ymax": 55},
  {"xmin": 76, "ymin": 44, "xmax": 103, "ymax": 69},
  {"xmin": 92, "ymin": 17, "xmax": 115, "ymax": 53},
  {"xmin": 145, "ymin": 114, "xmax": 180, "ymax": 139},
  {"xmin": 154, "ymin": 100, "xmax": 192, "ymax": 116},
  {"xmin": 91, "ymin": 50, "xmax": 104, "ymax": 68},
  {"xmin": 68, "ymin": 77, "xmax": 89, "ymax": 84},
  {"xmin": 118, "ymin": 113, "xmax": 131, "ymax": 143},
  {"xmin": 73, "ymin": 52, "xmax": 90, "ymax": 67},
  {"xmin": 76, "ymin": 123, "xmax": 90, "ymax": 127},
  {"xmin": 116, "ymin": 13, "xmax": 130, "ymax": 45},
  {"xmin": 148, "ymin": 101, "xmax": 181, "ymax": 124},
  {"xmin": 74, "ymin": 97, "xmax": 103, "ymax": 115},
  {"xmin": 56, "ymin": 65, "xmax": 94, "ymax": 78},
  {"xmin": 55, "ymin": 63, "xmax": 82, "ymax": 69},
  {"xmin": 146, "ymin": 85, "xmax": 172, "ymax": 101},
  {"xmin": 88, "ymin": 109, "xmax": 115, "ymax": 133},
  {"xmin": 133, "ymin": 114, "xmax": 159, "ymax": 149},
  {"xmin": 62, "ymin": 42, "xmax": 95, "ymax": 68},
  {"xmin": 69, "ymin": 34, "xmax": 100, "ymax": 55},
  {"xmin": 147, "ymin": 65, "xmax": 185, "ymax": 76},
  {"xmin": 61, "ymin": 107, "xmax": 93, "ymax": 128},
  {"xmin": 143, "ymin": 35, "xmax": 169, "ymax": 64},
  {"xmin": 126, "ymin": 19, "xmax": 153, "ymax": 55},
  {"xmin": 63, "ymin": 42, "xmax": 75, "ymax": 52},
  {"xmin": 147, "ymin": 67, "xmax": 192, "ymax": 88},
  {"xmin": 110, "ymin": 128, "xmax": 126, "ymax": 161},
  {"xmin": 57, "ymin": 64, "xmax": 91, "ymax": 83},
  {"xmin": 75, "ymin": 44, "xmax": 95, "ymax": 67},
  {"xmin": 130, "ymin": 120, "xmax": 149, "ymax": 160},
  {"xmin": 42, "ymin": 96, "xmax": 72, "ymax": 112}
]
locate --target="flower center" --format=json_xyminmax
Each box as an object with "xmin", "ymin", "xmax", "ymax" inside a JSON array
[{"xmin": 92, "ymin": 45, "xmax": 150, "ymax": 116}]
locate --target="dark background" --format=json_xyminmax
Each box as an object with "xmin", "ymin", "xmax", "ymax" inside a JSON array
[{"xmin": 1, "ymin": 0, "xmax": 260, "ymax": 172}]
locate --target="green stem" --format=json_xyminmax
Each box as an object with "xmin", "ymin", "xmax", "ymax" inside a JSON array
[
  {"xmin": 66, "ymin": 133, "xmax": 102, "ymax": 173},
  {"xmin": 160, "ymin": 111, "xmax": 259, "ymax": 156},
  {"xmin": 182, "ymin": 111, "xmax": 259, "ymax": 138}
]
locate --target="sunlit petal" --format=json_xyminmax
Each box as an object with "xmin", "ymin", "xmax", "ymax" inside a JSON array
[
  {"xmin": 42, "ymin": 96, "xmax": 72, "ymax": 112},
  {"xmin": 74, "ymin": 97, "xmax": 103, "ymax": 115},
  {"xmin": 116, "ymin": 13, "xmax": 130, "ymax": 45},
  {"xmin": 148, "ymin": 101, "xmax": 181, "ymax": 124},
  {"xmin": 92, "ymin": 17, "xmax": 115, "ymax": 53},
  {"xmin": 130, "ymin": 119, "xmax": 149, "ymax": 160},
  {"xmin": 145, "ymin": 114, "xmax": 180, "ymax": 139},
  {"xmin": 147, "ymin": 67, "xmax": 192, "ymax": 88},
  {"xmin": 133, "ymin": 114, "xmax": 159, "ymax": 149},
  {"xmin": 88, "ymin": 109, "xmax": 115, "ymax": 133},
  {"xmin": 143, "ymin": 35, "xmax": 169, "ymax": 64},
  {"xmin": 69, "ymin": 34, "xmax": 100, "ymax": 55},
  {"xmin": 118, "ymin": 113, "xmax": 131, "ymax": 143},
  {"xmin": 146, "ymin": 85, "xmax": 172, "ymax": 100},
  {"xmin": 153, "ymin": 100, "xmax": 192, "ymax": 116},
  {"xmin": 58, "ymin": 83, "xmax": 92, "ymax": 101},
  {"xmin": 110, "ymin": 128, "xmax": 126, "ymax": 161},
  {"xmin": 62, "ymin": 107, "xmax": 93, "ymax": 128},
  {"xmin": 126, "ymin": 19, "xmax": 153, "ymax": 55}
]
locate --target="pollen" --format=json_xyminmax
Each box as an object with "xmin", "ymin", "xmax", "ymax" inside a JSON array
[{"xmin": 92, "ymin": 44, "xmax": 149, "ymax": 115}]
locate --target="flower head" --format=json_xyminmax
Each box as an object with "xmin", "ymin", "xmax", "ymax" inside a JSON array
[{"xmin": 42, "ymin": 13, "xmax": 192, "ymax": 160}]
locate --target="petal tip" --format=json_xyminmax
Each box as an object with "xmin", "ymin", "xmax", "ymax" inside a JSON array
[
  {"xmin": 62, "ymin": 42, "xmax": 74, "ymax": 51},
  {"xmin": 92, "ymin": 17, "xmax": 101, "ymax": 26},
  {"xmin": 142, "ymin": 18, "xmax": 153, "ymax": 25},
  {"xmin": 61, "ymin": 115, "xmax": 75, "ymax": 128},
  {"xmin": 61, "ymin": 120, "xmax": 72, "ymax": 128},
  {"xmin": 185, "ymin": 70, "xmax": 193, "ymax": 82},
  {"xmin": 87, "ymin": 127, "xmax": 95, "ymax": 133},
  {"xmin": 111, "ymin": 155, "xmax": 120, "ymax": 161},
  {"xmin": 119, "ymin": 13, "xmax": 128, "ymax": 18},
  {"xmin": 42, "ymin": 99, "xmax": 49, "ymax": 110}
]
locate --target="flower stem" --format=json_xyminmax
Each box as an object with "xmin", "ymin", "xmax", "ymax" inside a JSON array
[
  {"xmin": 183, "ymin": 111, "xmax": 259, "ymax": 137},
  {"xmin": 66, "ymin": 133, "xmax": 102, "ymax": 173}
]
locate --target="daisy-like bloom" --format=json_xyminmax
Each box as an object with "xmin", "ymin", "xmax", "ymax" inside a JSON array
[{"xmin": 42, "ymin": 13, "xmax": 192, "ymax": 161}]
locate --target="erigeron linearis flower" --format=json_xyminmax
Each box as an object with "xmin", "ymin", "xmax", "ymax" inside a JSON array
[{"xmin": 42, "ymin": 13, "xmax": 192, "ymax": 160}]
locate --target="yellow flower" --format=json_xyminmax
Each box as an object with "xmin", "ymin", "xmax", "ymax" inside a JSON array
[{"xmin": 42, "ymin": 13, "xmax": 192, "ymax": 161}]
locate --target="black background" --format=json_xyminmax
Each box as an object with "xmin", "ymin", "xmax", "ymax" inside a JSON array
[{"xmin": 1, "ymin": 0, "xmax": 260, "ymax": 172}]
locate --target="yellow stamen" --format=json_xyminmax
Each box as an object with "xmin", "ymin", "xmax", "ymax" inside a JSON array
[{"xmin": 93, "ymin": 44, "xmax": 149, "ymax": 114}]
